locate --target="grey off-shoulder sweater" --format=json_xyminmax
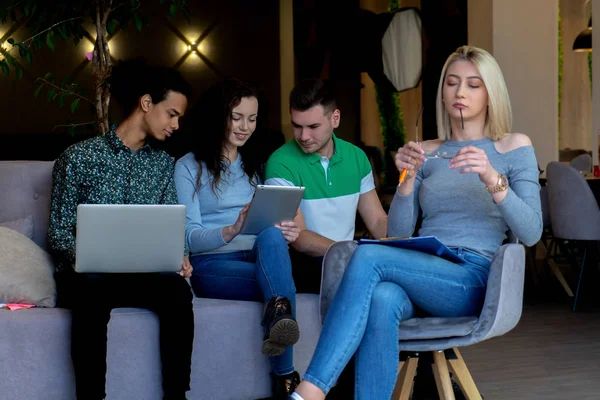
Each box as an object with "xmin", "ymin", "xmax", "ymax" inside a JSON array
[{"xmin": 388, "ymin": 138, "xmax": 542, "ymax": 261}]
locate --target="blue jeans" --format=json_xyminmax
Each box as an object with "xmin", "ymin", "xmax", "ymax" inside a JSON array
[
  {"xmin": 189, "ymin": 226, "xmax": 296, "ymax": 376},
  {"xmin": 304, "ymin": 245, "xmax": 490, "ymax": 399}
]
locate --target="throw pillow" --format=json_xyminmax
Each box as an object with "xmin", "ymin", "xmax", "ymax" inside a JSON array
[
  {"xmin": 0, "ymin": 215, "xmax": 34, "ymax": 240},
  {"xmin": 0, "ymin": 227, "xmax": 56, "ymax": 307}
]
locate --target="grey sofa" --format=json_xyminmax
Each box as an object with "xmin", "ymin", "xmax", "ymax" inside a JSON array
[{"xmin": 0, "ymin": 160, "xmax": 322, "ymax": 400}]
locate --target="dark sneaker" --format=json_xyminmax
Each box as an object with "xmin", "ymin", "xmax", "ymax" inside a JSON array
[{"xmin": 261, "ymin": 297, "xmax": 300, "ymax": 356}]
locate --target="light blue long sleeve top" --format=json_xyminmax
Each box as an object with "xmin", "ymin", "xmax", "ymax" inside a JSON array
[
  {"xmin": 388, "ymin": 138, "xmax": 542, "ymax": 261},
  {"xmin": 174, "ymin": 152, "xmax": 257, "ymax": 255}
]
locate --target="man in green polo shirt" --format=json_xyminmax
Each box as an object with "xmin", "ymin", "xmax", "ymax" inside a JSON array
[{"xmin": 265, "ymin": 78, "xmax": 387, "ymax": 294}]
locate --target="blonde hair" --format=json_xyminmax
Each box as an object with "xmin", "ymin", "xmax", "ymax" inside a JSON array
[{"xmin": 435, "ymin": 45, "xmax": 512, "ymax": 141}]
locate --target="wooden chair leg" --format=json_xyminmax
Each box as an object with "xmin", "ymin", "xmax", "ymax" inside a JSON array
[
  {"xmin": 432, "ymin": 350, "xmax": 455, "ymax": 400},
  {"xmin": 446, "ymin": 348, "xmax": 482, "ymax": 400},
  {"xmin": 545, "ymin": 239, "xmax": 575, "ymax": 297},
  {"xmin": 548, "ymin": 259, "xmax": 575, "ymax": 297},
  {"xmin": 392, "ymin": 355, "xmax": 418, "ymax": 400}
]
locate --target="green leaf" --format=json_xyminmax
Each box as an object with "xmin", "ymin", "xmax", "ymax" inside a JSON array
[
  {"xmin": 34, "ymin": 84, "xmax": 44, "ymax": 98},
  {"xmin": 107, "ymin": 19, "xmax": 118, "ymax": 36},
  {"xmin": 168, "ymin": 3, "xmax": 178, "ymax": 17},
  {"xmin": 31, "ymin": 3, "xmax": 37, "ymax": 16},
  {"xmin": 70, "ymin": 98, "xmax": 80, "ymax": 113},
  {"xmin": 44, "ymin": 72, "xmax": 53, "ymax": 81},
  {"xmin": 57, "ymin": 25, "xmax": 68, "ymax": 40},
  {"xmin": 60, "ymin": 75, "xmax": 71, "ymax": 86},
  {"xmin": 58, "ymin": 95, "xmax": 65, "ymax": 108},
  {"xmin": 15, "ymin": 64, "xmax": 22, "ymax": 80},
  {"xmin": 33, "ymin": 38, "xmax": 43, "ymax": 50},
  {"xmin": 7, "ymin": 38, "xmax": 14, "ymax": 45},
  {"xmin": 4, "ymin": 53, "xmax": 14, "ymax": 66},
  {"xmin": 47, "ymin": 88, "xmax": 56, "ymax": 102},
  {"xmin": 0, "ymin": 60, "xmax": 9, "ymax": 76},
  {"xmin": 133, "ymin": 14, "xmax": 142, "ymax": 32},
  {"xmin": 46, "ymin": 32, "xmax": 55, "ymax": 52},
  {"xmin": 24, "ymin": 6, "xmax": 30, "ymax": 16},
  {"xmin": 67, "ymin": 126, "xmax": 76, "ymax": 136},
  {"xmin": 24, "ymin": 50, "xmax": 32, "ymax": 64}
]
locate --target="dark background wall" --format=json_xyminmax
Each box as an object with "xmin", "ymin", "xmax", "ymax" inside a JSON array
[
  {"xmin": 292, "ymin": 0, "xmax": 468, "ymax": 144},
  {"xmin": 0, "ymin": 0, "xmax": 468, "ymax": 161},
  {"xmin": 293, "ymin": 0, "xmax": 364, "ymax": 144},
  {"xmin": 421, "ymin": 0, "xmax": 468, "ymax": 140},
  {"xmin": 0, "ymin": 0, "xmax": 281, "ymax": 160}
]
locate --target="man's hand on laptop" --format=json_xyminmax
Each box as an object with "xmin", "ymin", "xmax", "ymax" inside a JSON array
[{"xmin": 180, "ymin": 256, "xmax": 193, "ymax": 278}]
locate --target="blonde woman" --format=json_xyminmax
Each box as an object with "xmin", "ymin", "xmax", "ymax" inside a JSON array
[{"xmin": 290, "ymin": 46, "xmax": 542, "ymax": 400}]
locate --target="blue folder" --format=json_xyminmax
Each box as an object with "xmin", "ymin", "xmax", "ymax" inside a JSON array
[{"xmin": 357, "ymin": 236, "xmax": 466, "ymax": 263}]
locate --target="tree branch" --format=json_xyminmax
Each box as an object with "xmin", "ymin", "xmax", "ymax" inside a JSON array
[
  {"xmin": 52, "ymin": 121, "xmax": 96, "ymax": 131},
  {"xmin": 21, "ymin": 17, "xmax": 82, "ymax": 48},
  {"xmin": 102, "ymin": 0, "xmax": 113, "ymax": 26},
  {"xmin": 7, "ymin": 1, "xmax": 22, "ymax": 11},
  {"xmin": 112, "ymin": 0, "xmax": 139, "ymax": 12},
  {"xmin": 6, "ymin": 16, "xmax": 83, "ymax": 56},
  {"xmin": 37, "ymin": 78, "xmax": 94, "ymax": 105},
  {"xmin": 110, "ymin": 1, "xmax": 125, "ymax": 13},
  {"xmin": 93, "ymin": 5, "xmax": 107, "ymax": 134}
]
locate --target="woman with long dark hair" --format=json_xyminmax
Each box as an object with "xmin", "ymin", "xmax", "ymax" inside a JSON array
[{"xmin": 175, "ymin": 78, "xmax": 302, "ymax": 399}]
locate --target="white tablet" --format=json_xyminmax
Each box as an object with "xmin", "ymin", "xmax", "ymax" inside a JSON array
[{"xmin": 240, "ymin": 185, "xmax": 305, "ymax": 235}]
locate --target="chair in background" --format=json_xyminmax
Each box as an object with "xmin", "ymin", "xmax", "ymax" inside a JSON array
[
  {"xmin": 546, "ymin": 161, "xmax": 600, "ymax": 311},
  {"xmin": 320, "ymin": 236, "xmax": 526, "ymax": 399},
  {"xmin": 535, "ymin": 185, "xmax": 575, "ymax": 299},
  {"xmin": 569, "ymin": 153, "xmax": 593, "ymax": 174},
  {"xmin": 559, "ymin": 148, "xmax": 591, "ymax": 163}
]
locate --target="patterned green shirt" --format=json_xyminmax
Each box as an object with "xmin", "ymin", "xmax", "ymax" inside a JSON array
[{"xmin": 48, "ymin": 128, "xmax": 184, "ymax": 273}]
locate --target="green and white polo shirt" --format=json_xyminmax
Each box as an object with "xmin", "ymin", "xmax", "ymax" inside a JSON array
[{"xmin": 265, "ymin": 133, "xmax": 375, "ymax": 241}]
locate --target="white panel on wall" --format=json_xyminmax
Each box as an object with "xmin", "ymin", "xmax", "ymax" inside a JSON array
[
  {"xmin": 560, "ymin": 0, "xmax": 592, "ymax": 152},
  {"xmin": 469, "ymin": 0, "xmax": 559, "ymax": 170}
]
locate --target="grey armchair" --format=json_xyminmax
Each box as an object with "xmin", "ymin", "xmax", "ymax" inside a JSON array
[
  {"xmin": 569, "ymin": 153, "xmax": 593, "ymax": 173},
  {"xmin": 546, "ymin": 161, "xmax": 600, "ymax": 311},
  {"xmin": 320, "ymin": 239, "xmax": 525, "ymax": 400},
  {"xmin": 538, "ymin": 185, "xmax": 575, "ymax": 299}
]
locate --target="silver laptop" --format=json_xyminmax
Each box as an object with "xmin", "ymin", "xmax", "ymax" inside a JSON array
[{"xmin": 75, "ymin": 204, "xmax": 186, "ymax": 273}]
